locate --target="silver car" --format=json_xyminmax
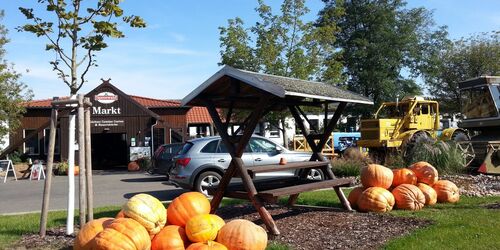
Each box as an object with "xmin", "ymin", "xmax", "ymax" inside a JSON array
[{"xmin": 169, "ymin": 135, "xmax": 325, "ymax": 195}]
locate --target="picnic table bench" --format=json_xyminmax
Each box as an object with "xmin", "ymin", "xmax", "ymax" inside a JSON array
[{"xmin": 181, "ymin": 66, "xmax": 373, "ymax": 235}]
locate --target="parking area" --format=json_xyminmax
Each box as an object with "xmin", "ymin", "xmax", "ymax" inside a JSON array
[{"xmin": 0, "ymin": 171, "xmax": 186, "ymax": 215}]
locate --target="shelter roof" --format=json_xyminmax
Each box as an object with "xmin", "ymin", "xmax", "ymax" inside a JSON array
[
  {"xmin": 458, "ymin": 76, "xmax": 500, "ymax": 89},
  {"xmin": 182, "ymin": 66, "xmax": 373, "ymax": 109}
]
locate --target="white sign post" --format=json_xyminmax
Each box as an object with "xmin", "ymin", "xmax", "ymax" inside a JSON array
[{"xmin": 1, "ymin": 160, "xmax": 17, "ymax": 183}]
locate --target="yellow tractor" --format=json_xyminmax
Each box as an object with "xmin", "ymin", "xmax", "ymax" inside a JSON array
[{"xmin": 357, "ymin": 96, "xmax": 469, "ymax": 162}]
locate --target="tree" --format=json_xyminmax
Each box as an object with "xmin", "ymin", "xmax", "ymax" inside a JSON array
[
  {"xmin": 219, "ymin": 0, "xmax": 339, "ymax": 147},
  {"xmin": 318, "ymin": 0, "xmax": 449, "ymax": 116},
  {"xmin": 0, "ymin": 10, "xmax": 32, "ymax": 150},
  {"xmin": 423, "ymin": 31, "xmax": 500, "ymax": 113},
  {"xmin": 17, "ymin": 0, "xmax": 145, "ymax": 235},
  {"xmin": 18, "ymin": 0, "xmax": 146, "ymax": 95}
]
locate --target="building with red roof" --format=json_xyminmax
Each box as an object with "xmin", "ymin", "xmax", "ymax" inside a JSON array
[{"xmin": 9, "ymin": 80, "xmax": 213, "ymax": 169}]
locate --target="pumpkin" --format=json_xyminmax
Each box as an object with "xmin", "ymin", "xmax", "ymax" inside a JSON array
[
  {"xmin": 417, "ymin": 183, "xmax": 437, "ymax": 205},
  {"xmin": 408, "ymin": 161, "xmax": 438, "ymax": 185},
  {"xmin": 116, "ymin": 210, "xmax": 126, "ymax": 219},
  {"xmin": 122, "ymin": 193, "xmax": 167, "ymax": 235},
  {"xmin": 433, "ymin": 180, "xmax": 460, "ymax": 203},
  {"xmin": 347, "ymin": 186, "xmax": 365, "ymax": 209},
  {"xmin": 128, "ymin": 161, "xmax": 140, "ymax": 171},
  {"xmin": 360, "ymin": 164, "xmax": 393, "ymax": 189},
  {"xmin": 187, "ymin": 241, "xmax": 228, "ymax": 250},
  {"xmin": 357, "ymin": 187, "xmax": 395, "ymax": 213},
  {"xmin": 186, "ymin": 214, "xmax": 225, "ymax": 243},
  {"xmin": 151, "ymin": 225, "xmax": 189, "ymax": 250},
  {"xmin": 94, "ymin": 218, "xmax": 151, "ymax": 250},
  {"xmin": 73, "ymin": 217, "xmax": 113, "ymax": 250},
  {"xmin": 391, "ymin": 184, "xmax": 426, "ymax": 210},
  {"xmin": 216, "ymin": 219, "xmax": 267, "ymax": 250},
  {"xmin": 391, "ymin": 168, "xmax": 417, "ymax": 187},
  {"xmin": 167, "ymin": 192, "xmax": 211, "ymax": 227},
  {"xmin": 66, "ymin": 166, "xmax": 80, "ymax": 176}
]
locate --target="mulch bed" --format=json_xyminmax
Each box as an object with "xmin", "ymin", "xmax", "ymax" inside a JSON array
[{"xmin": 8, "ymin": 204, "xmax": 431, "ymax": 250}]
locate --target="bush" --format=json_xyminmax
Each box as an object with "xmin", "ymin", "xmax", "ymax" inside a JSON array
[
  {"xmin": 406, "ymin": 140, "xmax": 466, "ymax": 174},
  {"xmin": 8, "ymin": 151, "xmax": 25, "ymax": 164},
  {"xmin": 56, "ymin": 161, "xmax": 68, "ymax": 175},
  {"xmin": 331, "ymin": 158, "xmax": 365, "ymax": 177}
]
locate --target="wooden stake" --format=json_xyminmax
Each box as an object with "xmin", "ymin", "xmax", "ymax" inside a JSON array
[
  {"xmin": 84, "ymin": 98, "xmax": 94, "ymax": 221},
  {"xmin": 39, "ymin": 103, "xmax": 58, "ymax": 237},
  {"xmin": 77, "ymin": 94, "xmax": 87, "ymax": 226}
]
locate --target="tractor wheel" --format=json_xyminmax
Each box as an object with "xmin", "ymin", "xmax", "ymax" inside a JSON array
[
  {"xmin": 452, "ymin": 130, "xmax": 475, "ymax": 167},
  {"xmin": 403, "ymin": 131, "xmax": 434, "ymax": 159}
]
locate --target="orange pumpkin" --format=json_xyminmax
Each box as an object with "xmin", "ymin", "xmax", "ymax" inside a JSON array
[
  {"xmin": 66, "ymin": 166, "xmax": 80, "ymax": 176},
  {"xmin": 122, "ymin": 193, "xmax": 167, "ymax": 235},
  {"xmin": 391, "ymin": 168, "xmax": 417, "ymax": 187},
  {"xmin": 73, "ymin": 217, "xmax": 113, "ymax": 250},
  {"xmin": 187, "ymin": 241, "xmax": 228, "ymax": 250},
  {"xmin": 357, "ymin": 187, "xmax": 395, "ymax": 213},
  {"xmin": 391, "ymin": 184, "xmax": 426, "ymax": 210},
  {"xmin": 433, "ymin": 180, "xmax": 460, "ymax": 203},
  {"xmin": 167, "ymin": 192, "xmax": 211, "ymax": 227},
  {"xmin": 115, "ymin": 210, "xmax": 126, "ymax": 219},
  {"xmin": 186, "ymin": 214, "xmax": 225, "ymax": 243},
  {"xmin": 347, "ymin": 186, "xmax": 365, "ymax": 209},
  {"xmin": 94, "ymin": 218, "xmax": 151, "ymax": 250},
  {"xmin": 216, "ymin": 219, "xmax": 267, "ymax": 250},
  {"xmin": 128, "ymin": 161, "xmax": 140, "ymax": 171},
  {"xmin": 417, "ymin": 183, "xmax": 437, "ymax": 205},
  {"xmin": 408, "ymin": 161, "xmax": 438, "ymax": 185},
  {"xmin": 151, "ymin": 225, "xmax": 189, "ymax": 250},
  {"xmin": 361, "ymin": 164, "xmax": 393, "ymax": 189}
]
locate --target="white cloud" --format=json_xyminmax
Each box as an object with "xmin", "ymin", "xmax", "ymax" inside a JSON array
[
  {"xmin": 169, "ymin": 32, "xmax": 187, "ymax": 43},
  {"xmin": 145, "ymin": 46, "xmax": 202, "ymax": 56}
]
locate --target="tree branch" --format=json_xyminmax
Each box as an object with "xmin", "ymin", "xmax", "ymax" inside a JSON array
[{"xmin": 77, "ymin": 48, "xmax": 93, "ymax": 92}]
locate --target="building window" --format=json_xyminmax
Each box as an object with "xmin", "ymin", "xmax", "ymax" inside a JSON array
[
  {"xmin": 309, "ymin": 119, "xmax": 319, "ymax": 132},
  {"xmin": 24, "ymin": 129, "xmax": 40, "ymax": 155},
  {"xmin": 196, "ymin": 125, "xmax": 208, "ymax": 137},
  {"xmin": 44, "ymin": 128, "xmax": 61, "ymax": 155},
  {"xmin": 153, "ymin": 127, "xmax": 166, "ymax": 152}
]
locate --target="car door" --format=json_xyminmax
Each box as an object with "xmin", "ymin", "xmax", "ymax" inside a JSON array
[
  {"xmin": 248, "ymin": 137, "xmax": 294, "ymax": 179},
  {"xmin": 212, "ymin": 139, "xmax": 254, "ymax": 169}
]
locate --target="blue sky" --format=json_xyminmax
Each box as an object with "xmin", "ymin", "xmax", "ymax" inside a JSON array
[{"xmin": 2, "ymin": 0, "xmax": 499, "ymax": 100}]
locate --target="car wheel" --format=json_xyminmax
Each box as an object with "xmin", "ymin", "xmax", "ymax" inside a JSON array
[
  {"xmin": 306, "ymin": 168, "xmax": 324, "ymax": 181},
  {"xmin": 195, "ymin": 171, "xmax": 222, "ymax": 196}
]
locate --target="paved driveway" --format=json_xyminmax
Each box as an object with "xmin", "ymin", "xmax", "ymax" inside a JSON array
[{"xmin": 0, "ymin": 171, "xmax": 187, "ymax": 215}]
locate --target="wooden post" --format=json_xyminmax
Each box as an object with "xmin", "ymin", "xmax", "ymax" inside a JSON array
[
  {"xmin": 84, "ymin": 98, "xmax": 94, "ymax": 221},
  {"xmin": 39, "ymin": 103, "xmax": 58, "ymax": 237},
  {"xmin": 77, "ymin": 94, "xmax": 87, "ymax": 226}
]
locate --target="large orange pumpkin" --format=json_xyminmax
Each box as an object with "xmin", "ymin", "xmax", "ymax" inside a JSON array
[
  {"xmin": 151, "ymin": 225, "xmax": 189, "ymax": 250},
  {"xmin": 186, "ymin": 241, "xmax": 228, "ymax": 250},
  {"xmin": 216, "ymin": 219, "xmax": 267, "ymax": 250},
  {"xmin": 94, "ymin": 218, "xmax": 151, "ymax": 250},
  {"xmin": 408, "ymin": 161, "xmax": 438, "ymax": 185},
  {"xmin": 391, "ymin": 184, "xmax": 426, "ymax": 210},
  {"xmin": 73, "ymin": 217, "xmax": 113, "ymax": 250},
  {"xmin": 361, "ymin": 164, "xmax": 393, "ymax": 189},
  {"xmin": 186, "ymin": 214, "xmax": 225, "ymax": 243},
  {"xmin": 357, "ymin": 187, "xmax": 395, "ymax": 213},
  {"xmin": 392, "ymin": 168, "xmax": 417, "ymax": 187},
  {"xmin": 122, "ymin": 193, "xmax": 167, "ymax": 235},
  {"xmin": 347, "ymin": 186, "xmax": 365, "ymax": 209},
  {"xmin": 433, "ymin": 180, "xmax": 460, "ymax": 203},
  {"xmin": 417, "ymin": 183, "xmax": 437, "ymax": 205},
  {"xmin": 115, "ymin": 210, "xmax": 126, "ymax": 219},
  {"xmin": 167, "ymin": 192, "xmax": 211, "ymax": 227},
  {"xmin": 128, "ymin": 161, "xmax": 140, "ymax": 171}
]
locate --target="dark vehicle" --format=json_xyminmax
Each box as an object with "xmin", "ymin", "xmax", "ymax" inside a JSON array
[{"xmin": 151, "ymin": 143, "xmax": 183, "ymax": 176}]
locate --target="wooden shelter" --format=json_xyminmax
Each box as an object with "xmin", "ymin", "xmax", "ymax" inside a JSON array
[{"xmin": 182, "ymin": 66, "xmax": 373, "ymax": 235}]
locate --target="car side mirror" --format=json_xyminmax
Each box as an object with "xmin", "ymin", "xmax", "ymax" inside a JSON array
[{"xmin": 275, "ymin": 146, "xmax": 283, "ymax": 154}]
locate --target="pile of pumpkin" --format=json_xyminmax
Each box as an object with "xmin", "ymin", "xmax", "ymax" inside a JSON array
[
  {"xmin": 74, "ymin": 192, "xmax": 267, "ymax": 250},
  {"xmin": 348, "ymin": 161, "xmax": 460, "ymax": 212}
]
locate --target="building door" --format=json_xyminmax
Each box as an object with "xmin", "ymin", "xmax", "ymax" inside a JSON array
[{"xmin": 91, "ymin": 133, "xmax": 128, "ymax": 169}]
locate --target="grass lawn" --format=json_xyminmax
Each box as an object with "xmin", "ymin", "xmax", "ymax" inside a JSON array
[{"xmin": 0, "ymin": 190, "xmax": 499, "ymax": 249}]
